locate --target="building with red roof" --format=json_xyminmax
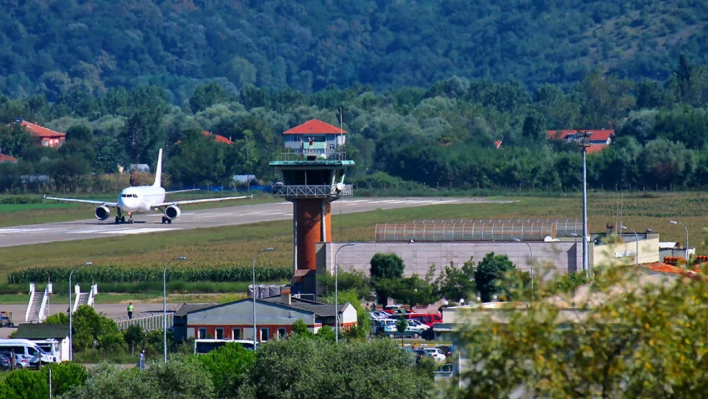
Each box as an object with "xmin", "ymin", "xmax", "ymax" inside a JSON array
[
  {"xmin": 202, "ymin": 131, "xmax": 233, "ymax": 144},
  {"xmin": 283, "ymin": 119, "xmax": 347, "ymax": 160},
  {"xmin": 0, "ymin": 152, "xmax": 18, "ymax": 163},
  {"xmin": 15, "ymin": 118, "xmax": 66, "ymax": 148},
  {"xmin": 547, "ymin": 129, "xmax": 614, "ymax": 154}
]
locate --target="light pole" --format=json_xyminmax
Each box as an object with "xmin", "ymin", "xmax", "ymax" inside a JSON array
[
  {"xmin": 334, "ymin": 243, "xmax": 355, "ymax": 343},
  {"xmin": 577, "ymin": 130, "xmax": 592, "ymax": 279},
  {"xmin": 252, "ymin": 247, "xmax": 274, "ymax": 344},
  {"xmin": 513, "ymin": 238, "xmax": 534, "ymax": 301},
  {"xmin": 163, "ymin": 256, "xmax": 186, "ymax": 363},
  {"xmin": 620, "ymin": 225, "xmax": 639, "ymax": 267},
  {"xmin": 69, "ymin": 262, "xmax": 92, "ymax": 361},
  {"xmin": 670, "ymin": 220, "xmax": 689, "ymax": 266}
]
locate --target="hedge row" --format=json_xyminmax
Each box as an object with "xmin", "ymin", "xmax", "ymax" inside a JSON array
[{"xmin": 7, "ymin": 266, "xmax": 294, "ymax": 284}]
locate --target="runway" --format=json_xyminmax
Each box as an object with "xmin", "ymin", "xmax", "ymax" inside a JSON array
[{"xmin": 0, "ymin": 197, "xmax": 513, "ymax": 248}]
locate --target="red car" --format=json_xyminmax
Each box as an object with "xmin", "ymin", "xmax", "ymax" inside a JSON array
[{"xmin": 406, "ymin": 313, "xmax": 442, "ymax": 327}]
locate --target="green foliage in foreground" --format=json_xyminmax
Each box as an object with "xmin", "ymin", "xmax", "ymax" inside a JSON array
[
  {"xmin": 239, "ymin": 336, "xmax": 434, "ymax": 399},
  {"xmin": 7, "ymin": 266, "xmax": 293, "ymax": 284},
  {"xmin": 451, "ymin": 267, "xmax": 708, "ymax": 398},
  {"xmin": 0, "ymin": 362, "xmax": 87, "ymax": 399},
  {"xmin": 0, "ymin": 338, "xmax": 434, "ymax": 399}
]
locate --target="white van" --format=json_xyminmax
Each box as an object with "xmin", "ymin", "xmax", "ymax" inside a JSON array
[
  {"xmin": 0, "ymin": 339, "xmax": 55, "ymax": 363},
  {"xmin": 34, "ymin": 339, "xmax": 65, "ymax": 363}
]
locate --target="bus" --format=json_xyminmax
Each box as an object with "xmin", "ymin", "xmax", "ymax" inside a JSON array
[{"xmin": 193, "ymin": 339, "xmax": 257, "ymax": 355}]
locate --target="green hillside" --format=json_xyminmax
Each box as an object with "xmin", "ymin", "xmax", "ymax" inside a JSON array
[{"xmin": 1, "ymin": 0, "xmax": 706, "ymax": 102}]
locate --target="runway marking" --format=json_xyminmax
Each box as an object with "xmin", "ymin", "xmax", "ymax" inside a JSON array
[
  {"xmin": 98, "ymin": 228, "xmax": 179, "ymax": 235},
  {"xmin": 0, "ymin": 228, "xmax": 55, "ymax": 234}
]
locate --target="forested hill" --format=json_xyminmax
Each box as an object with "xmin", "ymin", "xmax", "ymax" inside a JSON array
[{"xmin": 1, "ymin": 0, "xmax": 706, "ymax": 102}]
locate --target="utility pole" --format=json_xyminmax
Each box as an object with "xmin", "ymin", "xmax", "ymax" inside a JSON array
[{"xmin": 577, "ymin": 130, "xmax": 592, "ymax": 278}]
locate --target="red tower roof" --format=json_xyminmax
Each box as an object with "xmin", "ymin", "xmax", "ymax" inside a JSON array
[{"xmin": 284, "ymin": 119, "xmax": 346, "ymax": 135}]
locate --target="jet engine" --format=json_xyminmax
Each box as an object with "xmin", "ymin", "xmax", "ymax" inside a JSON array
[
  {"xmin": 95, "ymin": 206, "xmax": 111, "ymax": 220},
  {"xmin": 165, "ymin": 205, "xmax": 181, "ymax": 220}
]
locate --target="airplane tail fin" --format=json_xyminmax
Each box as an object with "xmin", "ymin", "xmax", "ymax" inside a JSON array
[{"xmin": 153, "ymin": 148, "xmax": 163, "ymax": 187}]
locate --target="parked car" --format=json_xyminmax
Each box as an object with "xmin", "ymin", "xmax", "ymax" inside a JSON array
[
  {"xmin": 0, "ymin": 354, "xmax": 10, "ymax": 370},
  {"xmin": 422, "ymin": 347, "xmax": 447, "ymax": 362},
  {"xmin": 386, "ymin": 330, "xmax": 420, "ymax": 339},
  {"xmin": 407, "ymin": 319, "xmax": 430, "ymax": 332},
  {"xmin": 406, "ymin": 313, "xmax": 443, "ymax": 327},
  {"xmin": 0, "ymin": 353, "xmax": 30, "ymax": 369}
]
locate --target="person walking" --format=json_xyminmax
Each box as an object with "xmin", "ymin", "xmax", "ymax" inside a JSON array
[{"xmin": 127, "ymin": 303, "xmax": 134, "ymax": 319}]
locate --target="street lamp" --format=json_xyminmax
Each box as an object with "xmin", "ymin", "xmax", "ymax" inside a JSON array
[
  {"xmin": 513, "ymin": 238, "xmax": 534, "ymax": 301},
  {"xmin": 334, "ymin": 243, "xmax": 356, "ymax": 343},
  {"xmin": 163, "ymin": 256, "xmax": 186, "ymax": 363},
  {"xmin": 620, "ymin": 225, "xmax": 639, "ymax": 267},
  {"xmin": 577, "ymin": 130, "xmax": 592, "ymax": 279},
  {"xmin": 670, "ymin": 220, "xmax": 689, "ymax": 266},
  {"xmin": 69, "ymin": 262, "xmax": 91, "ymax": 361},
  {"xmin": 252, "ymin": 248, "xmax": 274, "ymax": 344}
]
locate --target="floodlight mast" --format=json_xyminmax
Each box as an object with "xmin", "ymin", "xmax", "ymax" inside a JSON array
[{"xmin": 577, "ymin": 130, "xmax": 592, "ymax": 278}]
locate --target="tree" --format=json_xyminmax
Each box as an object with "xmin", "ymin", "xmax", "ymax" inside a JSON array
[
  {"xmin": 0, "ymin": 124, "xmax": 34, "ymax": 157},
  {"xmin": 124, "ymin": 325, "xmax": 146, "ymax": 356},
  {"xmin": 521, "ymin": 109, "xmax": 546, "ymax": 142},
  {"xmin": 391, "ymin": 275, "xmax": 438, "ymax": 308},
  {"xmin": 370, "ymin": 253, "xmax": 405, "ymax": 280},
  {"xmin": 396, "ymin": 317, "xmax": 408, "ymax": 345},
  {"xmin": 65, "ymin": 125, "xmax": 93, "ymax": 142},
  {"xmin": 67, "ymin": 363, "xmax": 156, "ymax": 399},
  {"xmin": 240, "ymin": 336, "xmax": 434, "ymax": 399},
  {"xmin": 474, "ymin": 252, "xmax": 516, "ymax": 302},
  {"xmin": 435, "ymin": 259, "xmax": 476, "ymax": 303},
  {"xmin": 451, "ymin": 268, "xmax": 708, "ymax": 398},
  {"xmin": 192, "ymin": 343, "xmax": 256, "ymax": 398},
  {"xmin": 189, "ymin": 82, "xmax": 229, "ymax": 113},
  {"xmin": 147, "ymin": 354, "xmax": 216, "ymax": 399},
  {"xmin": 0, "ymin": 369, "xmax": 49, "ymax": 399},
  {"xmin": 41, "ymin": 362, "xmax": 88, "ymax": 397},
  {"xmin": 292, "ymin": 319, "xmax": 311, "ymax": 337}
]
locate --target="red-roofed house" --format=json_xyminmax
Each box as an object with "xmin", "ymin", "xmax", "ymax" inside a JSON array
[
  {"xmin": 202, "ymin": 131, "xmax": 233, "ymax": 144},
  {"xmin": 0, "ymin": 152, "xmax": 18, "ymax": 163},
  {"xmin": 15, "ymin": 119, "xmax": 65, "ymax": 148},
  {"xmin": 547, "ymin": 129, "xmax": 614, "ymax": 154},
  {"xmin": 283, "ymin": 119, "xmax": 346, "ymax": 159}
]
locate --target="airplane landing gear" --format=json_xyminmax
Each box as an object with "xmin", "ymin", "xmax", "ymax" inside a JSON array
[
  {"xmin": 127, "ymin": 212, "xmax": 134, "ymax": 224},
  {"xmin": 116, "ymin": 208, "xmax": 123, "ymax": 224},
  {"xmin": 161, "ymin": 217, "xmax": 172, "ymax": 224}
]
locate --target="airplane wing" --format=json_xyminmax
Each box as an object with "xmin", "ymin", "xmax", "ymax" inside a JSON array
[
  {"xmin": 43, "ymin": 195, "xmax": 118, "ymax": 207},
  {"xmin": 165, "ymin": 189, "xmax": 201, "ymax": 194},
  {"xmin": 155, "ymin": 194, "xmax": 253, "ymax": 207}
]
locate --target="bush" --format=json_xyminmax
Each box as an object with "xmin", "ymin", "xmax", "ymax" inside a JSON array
[{"xmin": 7, "ymin": 266, "xmax": 293, "ymax": 284}]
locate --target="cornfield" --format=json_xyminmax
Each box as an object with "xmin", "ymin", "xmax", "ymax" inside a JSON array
[{"xmin": 7, "ymin": 265, "xmax": 293, "ymax": 284}]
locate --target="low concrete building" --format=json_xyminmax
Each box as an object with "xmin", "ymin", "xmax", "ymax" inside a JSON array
[
  {"xmin": 181, "ymin": 291, "xmax": 357, "ymax": 343},
  {"xmin": 317, "ymin": 232, "xmax": 660, "ymax": 289}
]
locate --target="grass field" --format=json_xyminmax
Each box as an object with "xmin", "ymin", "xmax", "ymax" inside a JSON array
[{"xmin": 1, "ymin": 192, "xmax": 706, "ymax": 284}]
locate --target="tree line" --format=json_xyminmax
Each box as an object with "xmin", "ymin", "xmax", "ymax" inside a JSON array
[
  {"xmin": 0, "ymin": 0, "xmax": 706, "ymax": 102},
  {"xmin": 0, "ymin": 56, "xmax": 707, "ymax": 193}
]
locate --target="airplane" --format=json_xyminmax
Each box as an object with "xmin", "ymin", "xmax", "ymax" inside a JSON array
[{"xmin": 44, "ymin": 149, "xmax": 252, "ymax": 224}]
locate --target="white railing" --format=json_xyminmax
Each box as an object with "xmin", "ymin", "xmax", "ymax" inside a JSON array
[
  {"xmin": 116, "ymin": 313, "xmax": 174, "ymax": 332},
  {"xmin": 25, "ymin": 283, "xmax": 36, "ymax": 323},
  {"xmin": 272, "ymin": 184, "xmax": 353, "ymax": 198}
]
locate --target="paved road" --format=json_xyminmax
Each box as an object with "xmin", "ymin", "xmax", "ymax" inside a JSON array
[{"xmin": 0, "ymin": 197, "xmax": 512, "ymax": 248}]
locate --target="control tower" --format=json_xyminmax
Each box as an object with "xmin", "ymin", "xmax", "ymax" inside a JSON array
[{"xmin": 271, "ymin": 119, "xmax": 354, "ymax": 295}]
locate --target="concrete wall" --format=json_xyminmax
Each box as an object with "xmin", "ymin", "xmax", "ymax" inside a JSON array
[
  {"xmin": 592, "ymin": 238, "xmax": 660, "ymax": 266},
  {"xmin": 319, "ymin": 241, "xmax": 582, "ymax": 281}
]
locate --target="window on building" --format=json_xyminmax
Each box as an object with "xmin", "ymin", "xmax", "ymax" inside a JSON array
[
  {"xmin": 260, "ymin": 328, "xmax": 270, "ymax": 342},
  {"xmin": 232, "ymin": 328, "xmax": 241, "ymax": 340},
  {"xmin": 277, "ymin": 328, "xmax": 287, "ymax": 339},
  {"xmin": 198, "ymin": 328, "xmax": 207, "ymax": 339},
  {"xmin": 215, "ymin": 328, "xmax": 224, "ymax": 339}
]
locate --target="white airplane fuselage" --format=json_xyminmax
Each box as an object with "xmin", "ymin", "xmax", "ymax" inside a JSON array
[{"xmin": 117, "ymin": 185, "xmax": 166, "ymax": 213}]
